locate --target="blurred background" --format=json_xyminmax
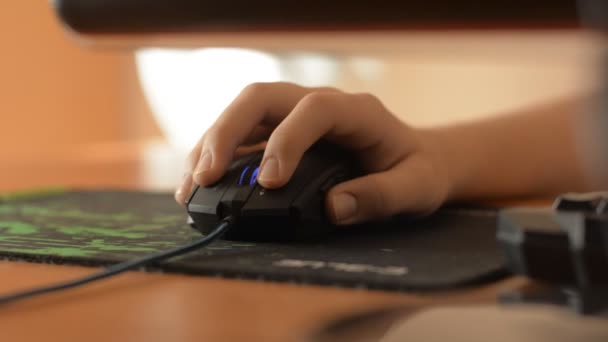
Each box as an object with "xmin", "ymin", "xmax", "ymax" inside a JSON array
[
  {"xmin": 0, "ymin": 2, "xmax": 600, "ymax": 190},
  {"xmin": 0, "ymin": 2, "xmax": 161, "ymax": 151}
]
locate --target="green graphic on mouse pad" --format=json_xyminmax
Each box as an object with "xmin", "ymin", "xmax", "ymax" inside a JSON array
[{"xmin": 0, "ymin": 190, "xmax": 507, "ymax": 291}]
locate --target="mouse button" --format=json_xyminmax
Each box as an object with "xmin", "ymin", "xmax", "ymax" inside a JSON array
[
  {"xmin": 240, "ymin": 151, "xmax": 334, "ymax": 217},
  {"xmin": 187, "ymin": 185, "xmax": 226, "ymax": 215},
  {"xmin": 242, "ymin": 161, "xmax": 323, "ymax": 212},
  {"xmin": 219, "ymin": 183, "xmax": 257, "ymax": 217},
  {"xmin": 186, "ymin": 155, "xmax": 256, "ymax": 215},
  {"xmin": 240, "ymin": 184, "xmax": 292, "ymax": 217}
]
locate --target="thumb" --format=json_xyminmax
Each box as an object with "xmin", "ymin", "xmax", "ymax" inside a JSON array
[{"xmin": 325, "ymin": 158, "xmax": 446, "ymax": 225}]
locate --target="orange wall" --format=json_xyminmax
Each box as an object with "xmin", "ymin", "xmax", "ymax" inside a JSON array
[{"xmin": 0, "ymin": 3, "xmax": 161, "ymax": 153}]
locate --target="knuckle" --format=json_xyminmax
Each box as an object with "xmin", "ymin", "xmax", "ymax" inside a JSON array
[
  {"xmin": 315, "ymin": 86, "xmax": 341, "ymax": 93},
  {"xmin": 354, "ymin": 91, "xmax": 377, "ymax": 101},
  {"xmin": 240, "ymin": 82, "xmax": 269, "ymax": 98},
  {"xmin": 354, "ymin": 92, "xmax": 385, "ymax": 110},
  {"xmin": 299, "ymin": 91, "xmax": 337, "ymax": 111}
]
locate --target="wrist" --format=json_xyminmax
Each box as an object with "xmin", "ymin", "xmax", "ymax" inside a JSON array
[{"xmin": 417, "ymin": 126, "xmax": 473, "ymax": 202}]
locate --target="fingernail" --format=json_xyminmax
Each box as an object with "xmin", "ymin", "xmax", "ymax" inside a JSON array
[
  {"xmin": 331, "ymin": 193, "xmax": 357, "ymax": 223},
  {"xmin": 175, "ymin": 188, "xmax": 184, "ymax": 204},
  {"xmin": 195, "ymin": 152, "xmax": 212, "ymax": 175},
  {"xmin": 174, "ymin": 186, "xmax": 186, "ymax": 205},
  {"xmin": 175, "ymin": 173, "xmax": 192, "ymax": 204},
  {"xmin": 258, "ymin": 157, "xmax": 279, "ymax": 183}
]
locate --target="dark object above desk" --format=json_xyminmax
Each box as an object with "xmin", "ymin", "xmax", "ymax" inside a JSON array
[
  {"xmin": 54, "ymin": 0, "xmax": 580, "ymax": 34},
  {"xmin": 497, "ymin": 192, "xmax": 608, "ymax": 315}
]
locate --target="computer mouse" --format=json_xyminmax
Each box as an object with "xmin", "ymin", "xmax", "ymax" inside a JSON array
[{"xmin": 186, "ymin": 141, "xmax": 362, "ymax": 241}]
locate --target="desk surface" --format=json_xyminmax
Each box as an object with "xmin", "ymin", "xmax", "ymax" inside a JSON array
[{"xmin": 0, "ymin": 141, "xmax": 528, "ymax": 342}]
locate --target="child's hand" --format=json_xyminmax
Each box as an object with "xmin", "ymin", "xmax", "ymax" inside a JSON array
[{"xmin": 175, "ymin": 82, "xmax": 451, "ymax": 225}]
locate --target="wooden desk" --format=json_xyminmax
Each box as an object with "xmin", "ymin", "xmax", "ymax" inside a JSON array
[{"xmin": 0, "ymin": 141, "xmax": 527, "ymax": 342}]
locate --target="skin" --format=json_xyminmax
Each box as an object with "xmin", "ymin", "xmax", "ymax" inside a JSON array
[{"xmin": 175, "ymin": 82, "xmax": 603, "ymax": 225}]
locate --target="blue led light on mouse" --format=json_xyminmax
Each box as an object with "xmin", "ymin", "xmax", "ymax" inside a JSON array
[
  {"xmin": 250, "ymin": 166, "xmax": 260, "ymax": 185},
  {"xmin": 237, "ymin": 164, "xmax": 260, "ymax": 186},
  {"xmin": 238, "ymin": 165, "xmax": 251, "ymax": 186}
]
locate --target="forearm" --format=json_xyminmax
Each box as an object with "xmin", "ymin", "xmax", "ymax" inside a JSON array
[{"xmin": 426, "ymin": 97, "xmax": 599, "ymax": 201}]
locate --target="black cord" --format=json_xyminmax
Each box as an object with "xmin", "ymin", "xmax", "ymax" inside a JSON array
[{"xmin": 0, "ymin": 217, "xmax": 234, "ymax": 306}]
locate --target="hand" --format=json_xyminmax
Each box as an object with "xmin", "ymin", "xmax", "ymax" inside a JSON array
[{"xmin": 175, "ymin": 82, "xmax": 451, "ymax": 225}]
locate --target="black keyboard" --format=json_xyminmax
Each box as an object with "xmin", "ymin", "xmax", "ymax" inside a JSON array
[{"xmin": 498, "ymin": 192, "xmax": 608, "ymax": 315}]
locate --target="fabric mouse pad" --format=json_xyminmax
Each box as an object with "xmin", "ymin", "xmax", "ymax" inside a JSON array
[{"xmin": 0, "ymin": 191, "xmax": 507, "ymax": 291}]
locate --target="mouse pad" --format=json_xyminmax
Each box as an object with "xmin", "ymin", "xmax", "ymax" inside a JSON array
[{"xmin": 0, "ymin": 190, "xmax": 507, "ymax": 291}]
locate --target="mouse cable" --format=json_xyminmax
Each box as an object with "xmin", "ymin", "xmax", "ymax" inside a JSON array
[{"xmin": 0, "ymin": 216, "xmax": 235, "ymax": 306}]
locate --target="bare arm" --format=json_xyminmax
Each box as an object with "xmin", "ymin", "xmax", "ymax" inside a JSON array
[{"xmin": 425, "ymin": 97, "xmax": 601, "ymax": 202}]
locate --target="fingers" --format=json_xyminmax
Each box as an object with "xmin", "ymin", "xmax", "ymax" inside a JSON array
[
  {"xmin": 174, "ymin": 172, "xmax": 194, "ymax": 206},
  {"xmin": 255, "ymin": 92, "xmax": 341, "ymax": 187},
  {"xmin": 175, "ymin": 142, "xmax": 265, "ymax": 205},
  {"xmin": 176, "ymin": 81, "xmax": 450, "ymax": 223},
  {"xmin": 177, "ymin": 82, "xmax": 419, "ymax": 218},
  {"xmin": 257, "ymin": 91, "xmax": 410, "ymax": 188},
  {"xmin": 326, "ymin": 155, "xmax": 447, "ymax": 225},
  {"xmin": 190, "ymin": 82, "xmax": 329, "ymax": 186}
]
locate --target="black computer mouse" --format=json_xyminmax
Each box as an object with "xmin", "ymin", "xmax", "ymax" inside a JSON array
[{"xmin": 186, "ymin": 142, "xmax": 361, "ymax": 241}]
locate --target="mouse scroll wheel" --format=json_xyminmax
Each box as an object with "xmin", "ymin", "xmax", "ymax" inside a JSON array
[{"xmin": 238, "ymin": 164, "xmax": 260, "ymax": 186}]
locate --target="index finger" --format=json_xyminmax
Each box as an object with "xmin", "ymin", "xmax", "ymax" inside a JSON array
[{"xmin": 191, "ymin": 82, "xmax": 337, "ymax": 186}]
